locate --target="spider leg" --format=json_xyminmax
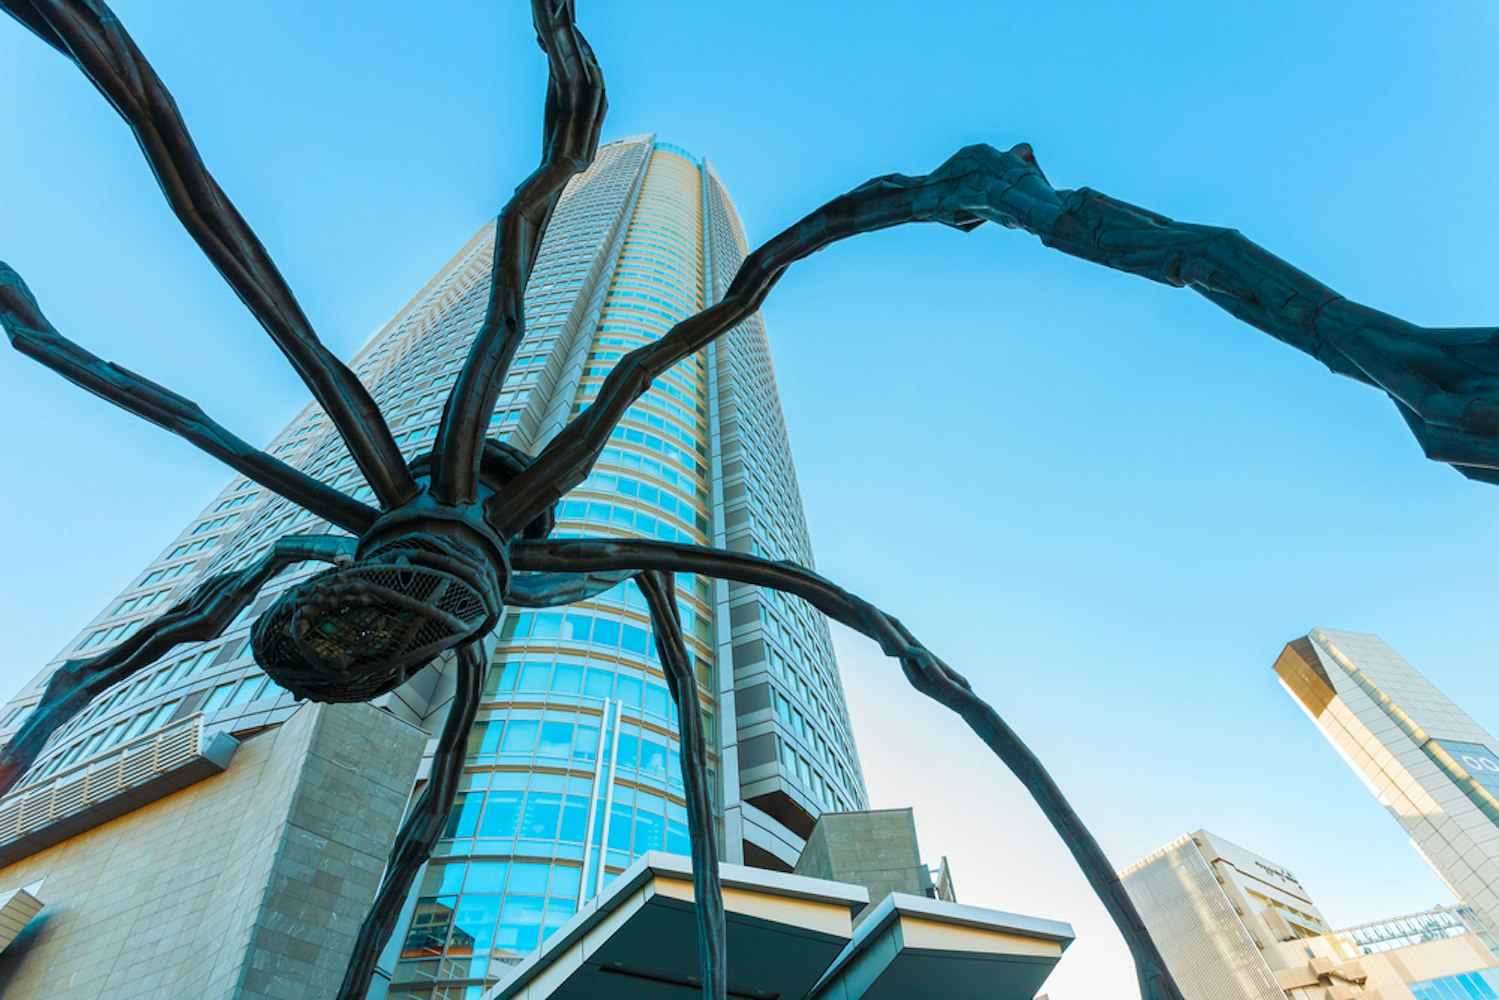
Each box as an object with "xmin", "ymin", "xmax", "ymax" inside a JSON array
[
  {"xmin": 431, "ymin": 0, "xmax": 606, "ymax": 506},
  {"xmin": 506, "ymin": 566, "xmax": 726, "ymax": 998},
  {"xmin": 337, "ymin": 640, "xmax": 485, "ymax": 1000},
  {"xmin": 0, "ymin": 266, "xmax": 378, "ymax": 533},
  {"xmin": 638, "ymin": 570, "xmax": 726, "ymax": 1000},
  {"xmin": 0, "ymin": 533, "xmax": 356, "ymax": 797},
  {"xmin": 485, "ymin": 156, "xmax": 992, "ymax": 534},
  {"xmin": 512, "ymin": 537, "xmax": 1184, "ymax": 1000},
  {"xmin": 1, "ymin": 0, "xmax": 417, "ymax": 509},
  {"xmin": 493, "ymin": 144, "xmax": 1499, "ymax": 535}
]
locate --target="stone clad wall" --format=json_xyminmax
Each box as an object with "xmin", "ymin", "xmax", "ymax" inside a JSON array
[
  {"xmin": 0, "ymin": 702, "xmax": 423, "ymax": 999},
  {"xmin": 793, "ymin": 808, "xmax": 930, "ymax": 915}
]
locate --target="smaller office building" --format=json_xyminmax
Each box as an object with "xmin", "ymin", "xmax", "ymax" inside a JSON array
[{"xmin": 1121, "ymin": 830, "xmax": 1499, "ymax": 1000}]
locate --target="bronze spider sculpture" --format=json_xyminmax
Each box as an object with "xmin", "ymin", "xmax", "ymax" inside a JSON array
[{"xmin": 3, "ymin": 2, "xmax": 1498, "ymax": 999}]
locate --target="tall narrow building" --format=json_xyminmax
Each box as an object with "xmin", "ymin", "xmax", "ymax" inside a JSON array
[
  {"xmin": 1275, "ymin": 628, "xmax": 1499, "ymax": 948},
  {"xmin": 0, "ymin": 137, "xmax": 868, "ymax": 999}
]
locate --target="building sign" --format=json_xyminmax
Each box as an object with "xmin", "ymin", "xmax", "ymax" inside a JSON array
[
  {"xmin": 1204, "ymin": 833, "xmax": 1311, "ymax": 899},
  {"xmin": 1253, "ymin": 860, "xmax": 1300, "ymax": 888},
  {"xmin": 1433, "ymin": 740, "xmax": 1499, "ymax": 803}
]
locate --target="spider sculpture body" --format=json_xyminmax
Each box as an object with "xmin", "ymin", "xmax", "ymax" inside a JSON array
[{"xmin": 3, "ymin": 3, "xmax": 1498, "ymax": 1000}]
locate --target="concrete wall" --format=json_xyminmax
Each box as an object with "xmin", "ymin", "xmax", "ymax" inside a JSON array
[
  {"xmin": 793, "ymin": 809, "xmax": 929, "ymax": 915},
  {"xmin": 0, "ymin": 702, "xmax": 423, "ymax": 999}
]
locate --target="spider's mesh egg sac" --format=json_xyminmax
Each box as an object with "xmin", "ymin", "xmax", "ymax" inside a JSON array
[{"xmin": 250, "ymin": 537, "xmax": 501, "ymax": 703}]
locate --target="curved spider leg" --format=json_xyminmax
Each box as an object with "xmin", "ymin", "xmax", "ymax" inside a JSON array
[
  {"xmin": 637, "ymin": 570, "xmax": 727, "ymax": 1000},
  {"xmin": 485, "ymin": 155, "xmax": 996, "ymax": 535},
  {"xmin": 338, "ymin": 640, "xmax": 486, "ymax": 1000},
  {"xmin": 492, "ymin": 142, "xmax": 1499, "ymax": 535},
  {"xmin": 1, "ymin": 0, "xmax": 417, "ymax": 509},
  {"xmin": 0, "ymin": 533, "xmax": 356, "ymax": 797},
  {"xmin": 913, "ymin": 144, "xmax": 1499, "ymax": 487},
  {"xmin": 431, "ymin": 0, "xmax": 607, "ymax": 506},
  {"xmin": 0, "ymin": 265, "xmax": 378, "ymax": 533},
  {"xmin": 510, "ymin": 537, "xmax": 1185, "ymax": 1000}
]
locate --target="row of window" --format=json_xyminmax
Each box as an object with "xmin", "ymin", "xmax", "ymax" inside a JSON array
[
  {"xmin": 486, "ymin": 658, "xmax": 687, "ymax": 724},
  {"xmin": 580, "ymin": 343, "xmax": 704, "ymax": 414},
  {"xmin": 33, "ymin": 667, "xmax": 273, "ymax": 783},
  {"xmin": 165, "ymin": 535, "xmax": 219, "ymax": 560},
  {"xmin": 213, "ymin": 491, "xmax": 259, "ymax": 512},
  {"xmin": 760, "ymin": 620, "xmax": 859, "ymax": 769},
  {"xmin": 607, "ymin": 424, "xmax": 706, "ymax": 479},
  {"xmin": 398, "ymin": 891, "xmax": 577, "ymax": 983},
  {"xmin": 78, "ymin": 616, "xmax": 144, "ymax": 651},
  {"xmin": 778, "ymin": 736, "xmax": 853, "ymax": 815},
  {"xmin": 499, "ymin": 610, "xmax": 656, "ymax": 660},
  {"xmin": 610, "ymin": 274, "xmax": 699, "ymax": 306},
  {"xmin": 605, "ymin": 285, "xmax": 697, "ymax": 317},
  {"xmin": 111, "ymin": 588, "xmax": 169, "ymax": 617},
  {"xmin": 71, "ymin": 645, "xmax": 222, "ymax": 730},
  {"xmin": 574, "ymin": 470, "xmax": 703, "ymax": 526},
  {"xmin": 624, "ymin": 386, "xmax": 709, "ymax": 442},
  {"xmin": 769, "ymin": 685, "xmax": 859, "ymax": 807},
  {"xmin": 617, "ymin": 250, "xmax": 695, "ymax": 284},
  {"xmin": 466, "ymin": 716, "xmax": 600, "ymax": 766},
  {"xmin": 33, "ymin": 697, "xmax": 185, "ymax": 779},
  {"xmin": 556, "ymin": 496, "xmax": 705, "ymax": 547},
  {"xmin": 139, "ymin": 559, "xmax": 197, "ymax": 587},
  {"xmin": 441, "ymin": 781, "xmax": 690, "ymax": 859},
  {"xmin": 592, "ymin": 444, "xmax": 707, "ymax": 502},
  {"xmin": 1410, "ymin": 968, "xmax": 1499, "ymax": 1000}
]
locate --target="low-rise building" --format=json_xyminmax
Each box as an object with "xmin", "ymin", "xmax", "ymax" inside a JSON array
[{"xmin": 1122, "ymin": 830, "xmax": 1499, "ymax": 1000}]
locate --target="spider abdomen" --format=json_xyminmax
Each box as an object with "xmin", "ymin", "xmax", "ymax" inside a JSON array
[{"xmin": 251, "ymin": 533, "xmax": 502, "ymax": 702}]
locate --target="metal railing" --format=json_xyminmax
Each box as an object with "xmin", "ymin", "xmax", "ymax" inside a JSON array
[{"xmin": 0, "ymin": 714, "xmax": 206, "ymax": 842}]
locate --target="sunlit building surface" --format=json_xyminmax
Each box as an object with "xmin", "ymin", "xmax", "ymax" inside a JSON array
[
  {"xmin": 1122, "ymin": 830, "xmax": 1499, "ymax": 1000},
  {"xmin": 1121, "ymin": 830, "xmax": 1330, "ymax": 1000},
  {"xmin": 1276, "ymin": 628, "xmax": 1499, "ymax": 949},
  {"xmin": 0, "ymin": 137, "xmax": 872, "ymax": 999}
]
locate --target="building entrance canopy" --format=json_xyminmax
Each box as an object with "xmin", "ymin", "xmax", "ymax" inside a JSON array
[{"xmin": 484, "ymin": 853, "xmax": 1071, "ymax": 1000}]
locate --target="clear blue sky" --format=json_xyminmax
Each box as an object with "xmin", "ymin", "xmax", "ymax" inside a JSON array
[{"xmin": 4, "ymin": 3, "xmax": 1499, "ymax": 997}]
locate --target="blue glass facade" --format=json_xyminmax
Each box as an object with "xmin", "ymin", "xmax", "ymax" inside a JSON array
[{"xmin": 1411, "ymin": 968, "xmax": 1499, "ymax": 1000}]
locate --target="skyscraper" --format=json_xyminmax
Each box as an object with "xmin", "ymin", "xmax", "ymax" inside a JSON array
[
  {"xmin": 1275, "ymin": 628, "xmax": 1499, "ymax": 947},
  {"xmin": 0, "ymin": 136, "xmax": 869, "ymax": 998}
]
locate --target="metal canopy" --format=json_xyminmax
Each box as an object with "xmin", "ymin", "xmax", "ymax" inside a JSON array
[
  {"xmin": 486, "ymin": 852, "xmax": 866, "ymax": 1000},
  {"xmin": 485, "ymin": 855, "xmax": 1073, "ymax": 1000},
  {"xmin": 807, "ymin": 893, "xmax": 1074, "ymax": 1000},
  {"xmin": 0, "ymin": 885, "xmax": 42, "ymax": 953}
]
